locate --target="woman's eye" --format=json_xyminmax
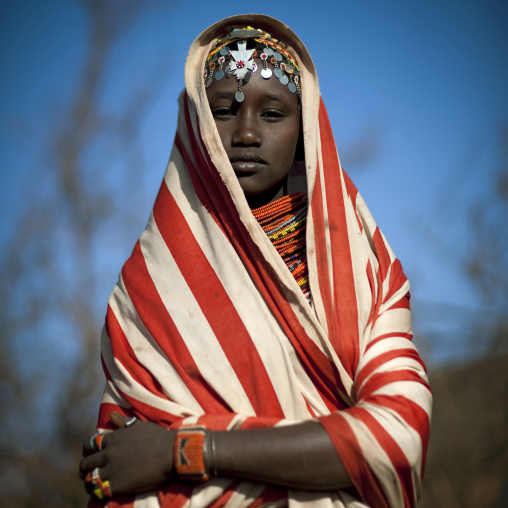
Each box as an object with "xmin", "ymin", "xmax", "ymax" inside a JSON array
[
  {"xmin": 212, "ymin": 107, "xmax": 234, "ymax": 118},
  {"xmin": 262, "ymin": 110, "xmax": 285, "ymax": 120}
]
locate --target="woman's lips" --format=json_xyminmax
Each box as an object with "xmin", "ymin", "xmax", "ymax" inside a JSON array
[
  {"xmin": 229, "ymin": 154, "xmax": 266, "ymax": 173},
  {"xmin": 231, "ymin": 160, "xmax": 265, "ymax": 172}
]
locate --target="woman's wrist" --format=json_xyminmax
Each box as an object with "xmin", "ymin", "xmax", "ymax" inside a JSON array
[{"xmin": 207, "ymin": 430, "xmax": 218, "ymax": 477}]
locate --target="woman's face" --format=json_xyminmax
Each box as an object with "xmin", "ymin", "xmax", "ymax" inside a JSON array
[{"xmin": 206, "ymin": 62, "xmax": 301, "ymax": 206}]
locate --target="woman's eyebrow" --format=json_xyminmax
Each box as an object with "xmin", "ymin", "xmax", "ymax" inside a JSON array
[
  {"xmin": 208, "ymin": 91, "xmax": 236, "ymax": 101},
  {"xmin": 264, "ymin": 94, "xmax": 286, "ymax": 103}
]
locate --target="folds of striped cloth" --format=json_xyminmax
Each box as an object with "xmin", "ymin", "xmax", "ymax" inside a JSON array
[{"xmin": 93, "ymin": 14, "xmax": 432, "ymax": 508}]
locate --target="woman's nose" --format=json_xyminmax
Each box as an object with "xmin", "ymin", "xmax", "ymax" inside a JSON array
[{"xmin": 231, "ymin": 114, "xmax": 261, "ymax": 147}]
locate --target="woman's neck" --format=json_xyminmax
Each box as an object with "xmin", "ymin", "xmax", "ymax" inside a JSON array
[{"xmin": 246, "ymin": 179, "xmax": 288, "ymax": 209}]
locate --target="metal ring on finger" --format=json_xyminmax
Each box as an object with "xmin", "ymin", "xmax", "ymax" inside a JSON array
[{"xmin": 125, "ymin": 415, "xmax": 138, "ymax": 427}]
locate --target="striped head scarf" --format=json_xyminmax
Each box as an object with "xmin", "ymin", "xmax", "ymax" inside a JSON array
[{"xmin": 95, "ymin": 14, "xmax": 432, "ymax": 508}]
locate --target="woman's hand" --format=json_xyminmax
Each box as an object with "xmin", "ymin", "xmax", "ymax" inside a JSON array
[{"xmin": 79, "ymin": 413, "xmax": 175, "ymax": 499}]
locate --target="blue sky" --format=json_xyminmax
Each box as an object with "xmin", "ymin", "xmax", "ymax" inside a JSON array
[{"xmin": 1, "ymin": 0, "xmax": 507, "ymax": 364}]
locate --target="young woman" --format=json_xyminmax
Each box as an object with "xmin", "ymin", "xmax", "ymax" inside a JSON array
[{"xmin": 80, "ymin": 14, "xmax": 432, "ymax": 508}]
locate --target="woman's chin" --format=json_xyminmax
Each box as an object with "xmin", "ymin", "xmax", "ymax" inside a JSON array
[{"xmin": 244, "ymin": 185, "xmax": 287, "ymax": 208}]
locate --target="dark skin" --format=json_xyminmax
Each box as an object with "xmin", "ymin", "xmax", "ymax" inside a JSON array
[
  {"xmin": 80, "ymin": 64, "xmax": 352, "ymax": 498},
  {"xmin": 206, "ymin": 59, "xmax": 301, "ymax": 208}
]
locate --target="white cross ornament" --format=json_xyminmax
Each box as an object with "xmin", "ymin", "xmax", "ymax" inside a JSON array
[{"xmin": 229, "ymin": 41, "xmax": 256, "ymax": 80}]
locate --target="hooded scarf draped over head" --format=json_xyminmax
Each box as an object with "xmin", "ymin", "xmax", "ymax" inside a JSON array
[{"xmin": 95, "ymin": 14, "xmax": 432, "ymax": 508}]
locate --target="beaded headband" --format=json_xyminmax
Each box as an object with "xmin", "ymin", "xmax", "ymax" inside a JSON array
[{"xmin": 204, "ymin": 27, "xmax": 301, "ymax": 103}]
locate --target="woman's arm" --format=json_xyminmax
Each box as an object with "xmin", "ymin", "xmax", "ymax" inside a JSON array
[
  {"xmin": 214, "ymin": 421, "xmax": 350, "ymax": 490},
  {"xmin": 80, "ymin": 413, "xmax": 351, "ymax": 498}
]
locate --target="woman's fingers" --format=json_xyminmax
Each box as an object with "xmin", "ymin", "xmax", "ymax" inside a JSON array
[
  {"xmin": 82, "ymin": 434, "xmax": 103, "ymax": 457},
  {"xmin": 82, "ymin": 430, "xmax": 112, "ymax": 457},
  {"xmin": 83, "ymin": 466, "xmax": 113, "ymax": 501},
  {"xmin": 110, "ymin": 411, "xmax": 138, "ymax": 429},
  {"xmin": 80, "ymin": 419, "xmax": 174, "ymax": 497},
  {"xmin": 81, "ymin": 413, "xmax": 135, "ymax": 458},
  {"xmin": 79, "ymin": 450, "xmax": 107, "ymax": 479}
]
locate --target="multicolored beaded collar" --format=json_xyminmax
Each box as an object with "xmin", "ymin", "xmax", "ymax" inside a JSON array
[
  {"xmin": 252, "ymin": 192, "xmax": 311, "ymax": 303},
  {"xmin": 204, "ymin": 27, "xmax": 301, "ymax": 103}
]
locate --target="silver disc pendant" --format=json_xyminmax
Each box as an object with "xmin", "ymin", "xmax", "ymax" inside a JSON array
[
  {"xmin": 274, "ymin": 68, "xmax": 283, "ymax": 79},
  {"xmin": 220, "ymin": 46, "xmax": 230, "ymax": 56},
  {"xmin": 280, "ymin": 75, "xmax": 289, "ymax": 85},
  {"xmin": 261, "ymin": 67, "xmax": 272, "ymax": 79},
  {"xmin": 274, "ymin": 52, "xmax": 283, "ymax": 61},
  {"xmin": 244, "ymin": 70, "xmax": 251, "ymax": 83},
  {"xmin": 235, "ymin": 91, "xmax": 245, "ymax": 102},
  {"xmin": 206, "ymin": 76, "xmax": 213, "ymax": 87},
  {"xmin": 264, "ymin": 47, "xmax": 273, "ymax": 55},
  {"xmin": 288, "ymin": 82, "xmax": 297, "ymax": 93},
  {"xmin": 215, "ymin": 70, "xmax": 224, "ymax": 80}
]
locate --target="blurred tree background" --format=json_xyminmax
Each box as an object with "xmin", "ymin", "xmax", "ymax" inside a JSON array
[
  {"xmin": 0, "ymin": 1, "xmax": 507, "ymax": 506},
  {"xmin": 0, "ymin": 1, "xmax": 169, "ymax": 505},
  {"xmin": 417, "ymin": 127, "xmax": 508, "ymax": 508}
]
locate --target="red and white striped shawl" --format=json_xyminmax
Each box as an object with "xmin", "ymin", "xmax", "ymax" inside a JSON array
[{"xmin": 95, "ymin": 14, "xmax": 432, "ymax": 508}]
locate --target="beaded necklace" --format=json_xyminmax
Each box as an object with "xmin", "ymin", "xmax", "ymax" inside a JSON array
[{"xmin": 252, "ymin": 192, "xmax": 311, "ymax": 302}]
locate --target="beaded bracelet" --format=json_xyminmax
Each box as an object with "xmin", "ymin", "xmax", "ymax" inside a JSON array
[{"xmin": 174, "ymin": 425, "xmax": 211, "ymax": 481}]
